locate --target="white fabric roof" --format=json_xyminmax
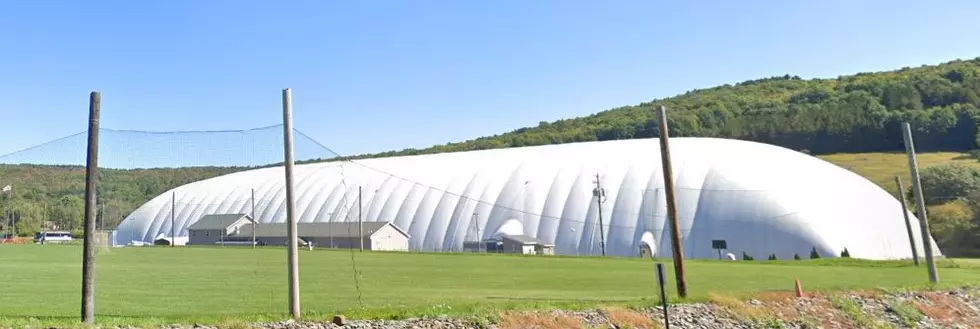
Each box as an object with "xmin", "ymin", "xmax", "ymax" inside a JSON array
[{"xmin": 112, "ymin": 137, "xmax": 941, "ymax": 259}]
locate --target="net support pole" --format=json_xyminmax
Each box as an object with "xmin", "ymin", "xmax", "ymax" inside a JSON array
[
  {"xmin": 81, "ymin": 91, "xmax": 101, "ymax": 324},
  {"xmin": 901, "ymin": 122, "xmax": 938, "ymax": 284},
  {"xmin": 593, "ymin": 173, "xmax": 606, "ymax": 257},
  {"xmin": 282, "ymin": 88, "xmax": 301, "ymax": 319},
  {"xmin": 358, "ymin": 186, "xmax": 363, "ymax": 252},
  {"xmin": 656, "ymin": 105, "xmax": 688, "ymax": 298},
  {"xmin": 251, "ymin": 188, "xmax": 256, "ymax": 248},
  {"xmin": 171, "ymin": 192, "xmax": 176, "ymax": 248},
  {"xmin": 894, "ymin": 176, "xmax": 920, "ymax": 266}
]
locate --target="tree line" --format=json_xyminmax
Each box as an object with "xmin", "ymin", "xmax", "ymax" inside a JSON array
[{"xmin": 0, "ymin": 164, "xmax": 243, "ymax": 236}]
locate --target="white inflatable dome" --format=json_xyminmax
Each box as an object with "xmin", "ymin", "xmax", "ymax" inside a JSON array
[{"xmin": 112, "ymin": 137, "xmax": 941, "ymax": 260}]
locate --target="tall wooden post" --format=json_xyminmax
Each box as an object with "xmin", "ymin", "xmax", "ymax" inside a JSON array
[
  {"xmin": 81, "ymin": 91, "xmax": 101, "ymax": 324},
  {"xmin": 901, "ymin": 122, "xmax": 938, "ymax": 284},
  {"xmin": 656, "ymin": 105, "xmax": 688, "ymax": 298},
  {"xmin": 894, "ymin": 176, "xmax": 920, "ymax": 266},
  {"xmin": 251, "ymin": 188, "xmax": 256, "ymax": 248},
  {"xmin": 282, "ymin": 88, "xmax": 301, "ymax": 318},
  {"xmin": 171, "ymin": 192, "xmax": 176, "ymax": 247}
]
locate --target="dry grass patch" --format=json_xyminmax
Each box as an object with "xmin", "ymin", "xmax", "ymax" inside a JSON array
[
  {"xmin": 602, "ymin": 307, "xmax": 659, "ymax": 329},
  {"xmin": 707, "ymin": 292, "xmax": 768, "ymax": 320},
  {"xmin": 497, "ymin": 311, "xmax": 586, "ymax": 329},
  {"xmin": 818, "ymin": 151, "xmax": 980, "ymax": 195},
  {"xmin": 730, "ymin": 291, "xmax": 861, "ymax": 329},
  {"xmin": 755, "ymin": 291, "xmax": 797, "ymax": 302}
]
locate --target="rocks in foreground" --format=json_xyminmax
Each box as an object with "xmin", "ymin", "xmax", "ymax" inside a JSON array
[{"xmin": 24, "ymin": 286, "xmax": 980, "ymax": 329}]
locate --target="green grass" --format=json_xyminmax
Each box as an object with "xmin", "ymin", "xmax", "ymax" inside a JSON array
[
  {"xmin": 817, "ymin": 151, "xmax": 980, "ymax": 196},
  {"xmin": 1, "ymin": 245, "xmax": 979, "ymax": 327},
  {"xmin": 831, "ymin": 296, "xmax": 894, "ymax": 329},
  {"xmin": 887, "ymin": 300, "xmax": 924, "ymax": 328}
]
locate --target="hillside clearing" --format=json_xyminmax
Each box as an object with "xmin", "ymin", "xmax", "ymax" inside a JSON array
[{"xmin": 818, "ymin": 151, "xmax": 980, "ymax": 196}]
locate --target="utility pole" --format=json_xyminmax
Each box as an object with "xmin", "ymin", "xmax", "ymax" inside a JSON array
[
  {"xmin": 281, "ymin": 88, "xmax": 301, "ymax": 319},
  {"xmin": 81, "ymin": 91, "xmax": 101, "ymax": 324},
  {"xmin": 251, "ymin": 188, "xmax": 256, "ymax": 248},
  {"xmin": 592, "ymin": 173, "xmax": 607, "ymax": 257},
  {"xmin": 473, "ymin": 213, "xmax": 482, "ymax": 253},
  {"xmin": 894, "ymin": 176, "xmax": 919, "ymax": 266},
  {"xmin": 41, "ymin": 201, "xmax": 47, "ymax": 245},
  {"xmin": 902, "ymin": 122, "xmax": 938, "ymax": 284},
  {"xmin": 171, "ymin": 192, "xmax": 176, "ymax": 248},
  {"xmin": 5, "ymin": 185, "xmax": 12, "ymax": 239},
  {"xmin": 358, "ymin": 186, "xmax": 363, "ymax": 252},
  {"xmin": 656, "ymin": 105, "xmax": 688, "ymax": 298}
]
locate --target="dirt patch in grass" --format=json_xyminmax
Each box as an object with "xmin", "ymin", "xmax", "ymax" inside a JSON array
[
  {"xmin": 496, "ymin": 311, "xmax": 586, "ymax": 329},
  {"xmin": 747, "ymin": 292, "xmax": 858, "ymax": 328},
  {"xmin": 708, "ymin": 292, "xmax": 768, "ymax": 320},
  {"xmin": 602, "ymin": 307, "xmax": 659, "ymax": 329},
  {"xmin": 913, "ymin": 291, "xmax": 980, "ymax": 328}
]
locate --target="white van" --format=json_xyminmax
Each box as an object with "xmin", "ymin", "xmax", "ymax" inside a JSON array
[{"xmin": 34, "ymin": 231, "xmax": 73, "ymax": 244}]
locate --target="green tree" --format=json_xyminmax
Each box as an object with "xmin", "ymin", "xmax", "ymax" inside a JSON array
[{"xmin": 918, "ymin": 164, "xmax": 980, "ymax": 205}]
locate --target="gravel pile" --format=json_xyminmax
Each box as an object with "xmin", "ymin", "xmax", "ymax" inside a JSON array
[{"xmin": 11, "ymin": 286, "xmax": 980, "ymax": 329}]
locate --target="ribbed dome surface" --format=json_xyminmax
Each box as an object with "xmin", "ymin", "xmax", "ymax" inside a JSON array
[{"xmin": 112, "ymin": 137, "xmax": 941, "ymax": 259}]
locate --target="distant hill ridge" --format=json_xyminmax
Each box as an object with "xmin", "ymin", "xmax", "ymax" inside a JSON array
[
  {"xmin": 332, "ymin": 56, "xmax": 980, "ymax": 161},
  {"xmin": 2, "ymin": 56, "xmax": 980, "ymax": 235}
]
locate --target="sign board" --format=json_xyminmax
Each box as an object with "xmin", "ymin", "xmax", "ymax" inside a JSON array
[{"xmin": 711, "ymin": 239, "xmax": 727, "ymax": 250}]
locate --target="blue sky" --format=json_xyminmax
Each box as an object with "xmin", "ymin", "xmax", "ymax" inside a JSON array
[{"xmin": 2, "ymin": 0, "xmax": 980, "ymax": 160}]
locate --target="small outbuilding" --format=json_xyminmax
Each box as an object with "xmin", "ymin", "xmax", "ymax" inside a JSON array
[
  {"xmin": 501, "ymin": 234, "xmax": 539, "ymax": 255},
  {"xmin": 236, "ymin": 221, "xmax": 410, "ymax": 251},
  {"xmin": 187, "ymin": 214, "xmax": 255, "ymax": 245}
]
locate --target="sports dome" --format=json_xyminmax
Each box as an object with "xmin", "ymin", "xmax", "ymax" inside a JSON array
[{"xmin": 111, "ymin": 137, "xmax": 941, "ymax": 260}]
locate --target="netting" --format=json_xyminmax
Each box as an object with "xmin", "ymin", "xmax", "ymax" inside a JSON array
[{"xmin": 0, "ymin": 125, "xmax": 335, "ymax": 169}]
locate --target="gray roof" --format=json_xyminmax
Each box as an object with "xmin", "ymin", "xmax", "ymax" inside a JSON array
[
  {"xmin": 188, "ymin": 214, "xmax": 253, "ymax": 230},
  {"xmin": 501, "ymin": 234, "xmax": 538, "ymax": 245},
  {"xmin": 236, "ymin": 221, "xmax": 408, "ymax": 239}
]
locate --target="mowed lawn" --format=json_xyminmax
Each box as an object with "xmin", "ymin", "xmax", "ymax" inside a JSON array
[{"xmin": 2, "ymin": 245, "xmax": 980, "ymax": 324}]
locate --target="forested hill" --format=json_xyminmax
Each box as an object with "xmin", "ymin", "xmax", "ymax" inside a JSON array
[{"xmin": 347, "ymin": 57, "xmax": 980, "ymax": 160}]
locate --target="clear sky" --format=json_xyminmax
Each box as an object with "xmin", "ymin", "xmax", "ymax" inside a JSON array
[{"xmin": 2, "ymin": 0, "xmax": 980, "ymax": 159}]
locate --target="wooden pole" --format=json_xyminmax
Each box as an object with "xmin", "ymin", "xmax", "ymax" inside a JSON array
[
  {"xmin": 81, "ymin": 91, "xmax": 101, "ymax": 324},
  {"xmin": 901, "ymin": 122, "xmax": 938, "ymax": 284},
  {"xmin": 359, "ymin": 186, "xmax": 363, "ymax": 252},
  {"xmin": 656, "ymin": 105, "xmax": 688, "ymax": 298},
  {"xmin": 593, "ymin": 173, "xmax": 606, "ymax": 256},
  {"xmin": 171, "ymin": 192, "xmax": 176, "ymax": 248},
  {"xmin": 251, "ymin": 188, "xmax": 256, "ymax": 248},
  {"xmin": 282, "ymin": 88, "xmax": 301, "ymax": 318},
  {"xmin": 894, "ymin": 176, "xmax": 920, "ymax": 266}
]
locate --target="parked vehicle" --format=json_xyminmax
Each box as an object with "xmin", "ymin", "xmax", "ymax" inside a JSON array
[{"xmin": 34, "ymin": 231, "xmax": 73, "ymax": 244}]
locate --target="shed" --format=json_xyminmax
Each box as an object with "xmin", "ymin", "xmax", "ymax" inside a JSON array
[
  {"xmin": 501, "ymin": 234, "xmax": 538, "ymax": 255},
  {"xmin": 187, "ymin": 214, "xmax": 254, "ymax": 245}
]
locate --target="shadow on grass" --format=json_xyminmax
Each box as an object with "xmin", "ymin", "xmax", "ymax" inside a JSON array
[{"xmin": 951, "ymin": 150, "xmax": 980, "ymax": 161}]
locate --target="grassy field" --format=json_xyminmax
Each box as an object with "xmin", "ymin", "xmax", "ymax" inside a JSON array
[
  {"xmin": 2, "ymin": 244, "xmax": 980, "ymax": 327},
  {"xmin": 818, "ymin": 151, "xmax": 980, "ymax": 196}
]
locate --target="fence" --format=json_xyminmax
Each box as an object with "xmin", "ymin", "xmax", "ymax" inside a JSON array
[{"xmin": 0, "ymin": 91, "xmax": 974, "ymax": 325}]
